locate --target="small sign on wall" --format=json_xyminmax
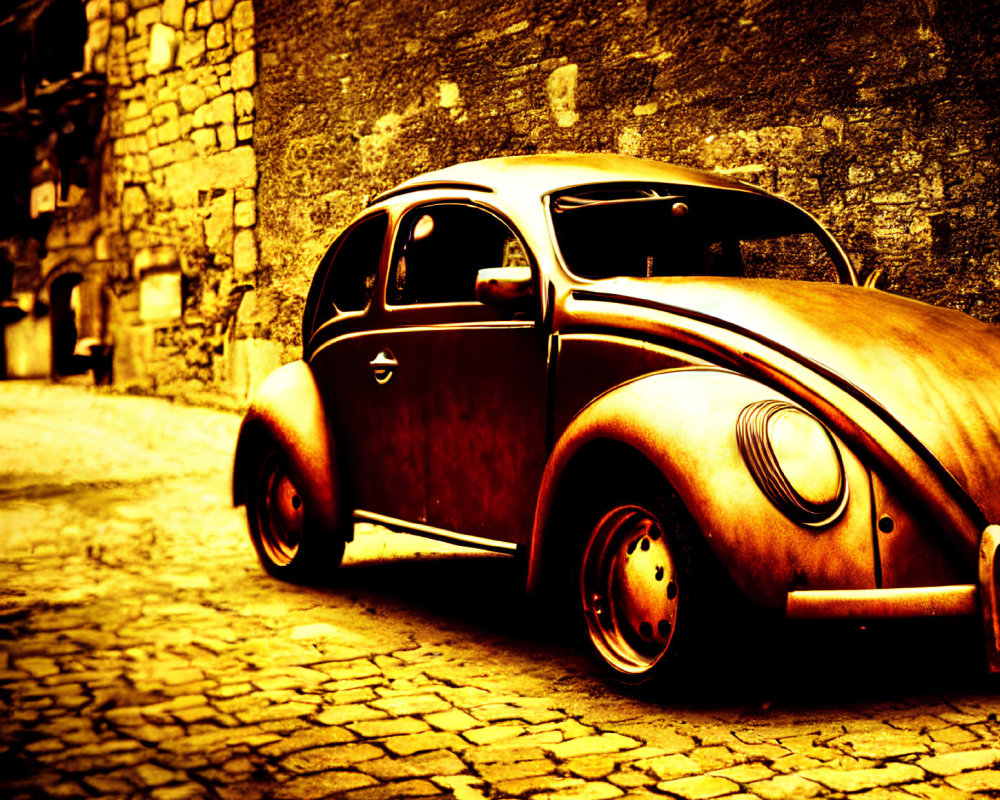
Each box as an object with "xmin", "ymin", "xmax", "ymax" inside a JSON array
[{"xmin": 30, "ymin": 181, "xmax": 57, "ymax": 218}]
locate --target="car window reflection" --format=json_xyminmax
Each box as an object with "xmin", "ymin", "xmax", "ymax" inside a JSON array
[
  {"xmin": 389, "ymin": 204, "xmax": 529, "ymax": 305},
  {"xmin": 550, "ymin": 185, "xmax": 840, "ymax": 283}
]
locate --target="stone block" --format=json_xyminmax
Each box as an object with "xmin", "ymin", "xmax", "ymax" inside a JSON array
[
  {"xmin": 183, "ymin": 6, "xmax": 196, "ymax": 30},
  {"xmin": 212, "ymin": 0, "xmax": 235, "ymax": 18},
  {"xmin": 206, "ymin": 22, "xmax": 226, "ymax": 49},
  {"xmin": 548, "ymin": 734, "xmax": 640, "ymax": 759},
  {"xmin": 161, "ymin": 0, "xmax": 184, "ymax": 27},
  {"xmin": 149, "ymin": 143, "xmax": 174, "ymax": 167},
  {"xmin": 162, "ymin": 145, "xmax": 256, "ymax": 202},
  {"xmin": 236, "ymin": 122, "xmax": 252, "ymax": 141},
  {"xmin": 85, "ymin": 0, "xmax": 108, "ymax": 21},
  {"xmin": 121, "ymin": 184, "xmax": 148, "ymax": 227},
  {"xmin": 122, "ymin": 115, "xmax": 151, "ymax": 136},
  {"xmin": 196, "ymin": 0, "xmax": 212, "ymax": 27},
  {"xmin": 139, "ymin": 268, "xmax": 181, "ymax": 324},
  {"xmin": 152, "ymin": 101, "xmax": 179, "ymax": 124},
  {"xmin": 135, "ymin": 5, "xmax": 160, "ymax": 30},
  {"xmin": 176, "ymin": 32, "xmax": 205, "ymax": 66},
  {"xmin": 127, "ymin": 44, "xmax": 148, "ymax": 64},
  {"xmin": 179, "ymin": 84, "xmax": 207, "ymax": 112},
  {"xmin": 192, "ymin": 104, "xmax": 208, "ymax": 127},
  {"xmin": 231, "ymin": 49, "xmax": 255, "ymax": 89},
  {"xmin": 547, "ymin": 63, "xmax": 578, "ymax": 127},
  {"xmin": 88, "ymin": 18, "xmax": 111, "ymax": 51},
  {"xmin": 799, "ymin": 764, "xmax": 925, "ymax": 793},
  {"xmin": 218, "ymin": 124, "xmax": 236, "ymax": 149},
  {"xmin": 233, "ymin": 199, "xmax": 255, "ymax": 227},
  {"xmin": 191, "ymin": 127, "xmax": 217, "ymax": 151},
  {"xmin": 918, "ymin": 749, "xmax": 1000, "ymax": 776},
  {"xmin": 233, "ymin": 228, "xmax": 257, "ymax": 276},
  {"xmin": 234, "ymin": 28, "xmax": 253, "ymax": 52},
  {"xmin": 235, "ymin": 89, "xmax": 253, "ymax": 119},
  {"xmin": 209, "ymin": 92, "xmax": 234, "ymax": 125},
  {"xmin": 657, "ymin": 775, "xmax": 740, "ymax": 800},
  {"xmin": 204, "ymin": 191, "xmax": 234, "ymax": 251},
  {"xmin": 381, "ymin": 731, "xmax": 466, "ymax": 756},
  {"xmin": 232, "ymin": 0, "xmax": 253, "ymax": 29}
]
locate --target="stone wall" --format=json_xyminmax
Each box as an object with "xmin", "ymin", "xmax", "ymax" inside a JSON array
[
  {"xmin": 254, "ymin": 0, "xmax": 1000, "ymax": 352},
  {"xmin": 82, "ymin": 0, "xmax": 268, "ymax": 401}
]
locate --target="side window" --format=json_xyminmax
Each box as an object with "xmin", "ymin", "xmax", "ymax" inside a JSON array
[
  {"xmin": 388, "ymin": 204, "xmax": 529, "ymax": 305},
  {"xmin": 321, "ymin": 212, "xmax": 387, "ymax": 313}
]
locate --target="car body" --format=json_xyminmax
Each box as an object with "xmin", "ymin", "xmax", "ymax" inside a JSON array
[{"xmin": 234, "ymin": 153, "xmax": 1000, "ymax": 681}]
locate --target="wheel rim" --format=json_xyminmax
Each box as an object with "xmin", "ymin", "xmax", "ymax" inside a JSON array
[
  {"xmin": 580, "ymin": 505, "xmax": 679, "ymax": 675},
  {"xmin": 253, "ymin": 451, "xmax": 305, "ymax": 567}
]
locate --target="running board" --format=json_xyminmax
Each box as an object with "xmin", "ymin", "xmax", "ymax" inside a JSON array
[{"xmin": 353, "ymin": 509, "xmax": 519, "ymax": 555}]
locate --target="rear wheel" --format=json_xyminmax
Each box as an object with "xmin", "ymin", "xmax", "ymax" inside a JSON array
[{"xmin": 246, "ymin": 443, "xmax": 344, "ymax": 581}]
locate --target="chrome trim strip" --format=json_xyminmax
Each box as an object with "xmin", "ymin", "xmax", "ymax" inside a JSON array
[
  {"xmin": 354, "ymin": 509, "xmax": 519, "ymax": 555},
  {"xmin": 310, "ymin": 320, "xmax": 536, "ymax": 361},
  {"xmin": 786, "ymin": 585, "xmax": 978, "ymax": 620}
]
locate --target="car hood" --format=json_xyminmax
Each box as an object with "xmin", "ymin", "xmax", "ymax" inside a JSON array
[{"xmin": 577, "ymin": 276, "xmax": 1000, "ymax": 529}]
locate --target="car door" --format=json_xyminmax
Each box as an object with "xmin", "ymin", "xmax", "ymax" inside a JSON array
[
  {"xmin": 306, "ymin": 211, "xmax": 429, "ymax": 525},
  {"xmin": 381, "ymin": 201, "xmax": 548, "ymax": 547}
]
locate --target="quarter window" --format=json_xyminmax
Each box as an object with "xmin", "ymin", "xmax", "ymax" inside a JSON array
[
  {"xmin": 388, "ymin": 204, "xmax": 529, "ymax": 305},
  {"xmin": 322, "ymin": 212, "xmax": 387, "ymax": 313}
]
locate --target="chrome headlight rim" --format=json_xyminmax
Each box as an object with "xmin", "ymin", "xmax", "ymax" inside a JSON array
[{"xmin": 736, "ymin": 399, "xmax": 849, "ymax": 528}]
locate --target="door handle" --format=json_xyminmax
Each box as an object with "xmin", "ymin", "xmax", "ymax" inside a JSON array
[{"xmin": 369, "ymin": 350, "xmax": 398, "ymax": 385}]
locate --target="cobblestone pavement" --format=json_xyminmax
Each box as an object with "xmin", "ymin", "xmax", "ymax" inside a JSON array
[{"xmin": 3, "ymin": 381, "xmax": 1000, "ymax": 800}]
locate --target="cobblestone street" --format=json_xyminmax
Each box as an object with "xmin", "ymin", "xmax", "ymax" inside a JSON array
[{"xmin": 3, "ymin": 381, "xmax": 1000, "ymax": 799}]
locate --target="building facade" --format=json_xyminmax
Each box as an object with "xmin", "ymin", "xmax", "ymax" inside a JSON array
[{"xmin": 1, "ymin": 0, "xmax": 998, "ymax": 404}]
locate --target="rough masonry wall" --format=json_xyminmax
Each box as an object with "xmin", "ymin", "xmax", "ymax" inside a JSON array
[
  {"xmin": 254, "ymin": 0, "xmax": 1000, "ymax": 351},
  {"xmin": 84, "ymin": 0, "xmax": 263, "ymax": 400}
]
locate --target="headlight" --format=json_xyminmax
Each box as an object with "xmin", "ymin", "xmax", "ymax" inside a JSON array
[{"xmin": 736, "ymin": 400, "xmax": 848, "ymax": 527}]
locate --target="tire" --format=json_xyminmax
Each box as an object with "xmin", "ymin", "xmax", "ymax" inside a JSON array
[
  {"xmin": 245, "ymin": 442, "xmax": 344, "ymax": 582},
  {"xmin": 576, "ymin": 480, "xmax": 701, "ymax": 685}
]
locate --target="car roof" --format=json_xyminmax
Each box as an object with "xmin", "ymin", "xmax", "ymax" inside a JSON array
[{"xmin": 369, "ymin": 153, "xmax": 764, "ymax": 206}]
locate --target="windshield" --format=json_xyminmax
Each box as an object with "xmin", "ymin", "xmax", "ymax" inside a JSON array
[{"xmin": 549, "ymin": 184, "xmax": 844, "ymax": 283}]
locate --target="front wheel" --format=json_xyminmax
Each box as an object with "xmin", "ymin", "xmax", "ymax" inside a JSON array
[
  {"xmin": 578, "ymin": 484, "xmax": 704, "ymax": 684},
  {"xmin": 246, "ymin": 444, "xmax": 344, "ymax": 581}
]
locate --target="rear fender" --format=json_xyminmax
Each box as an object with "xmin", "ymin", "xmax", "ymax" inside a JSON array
[
  {"xmin": 232, "ymin": 360, "xmax": 342, "ymax": 536},
  {"xmin": 527, "ymin": 368, "xmax": 876, "ymax": 607}
]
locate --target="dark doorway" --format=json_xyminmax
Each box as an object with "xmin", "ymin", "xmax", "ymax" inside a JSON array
[
  {"xmin": 0, "ymin": 251, "xmax": 12, "ymax": 380},
  {"xmin": 49, "ymin": 272, "xmax": 85, "ymax": 378}
]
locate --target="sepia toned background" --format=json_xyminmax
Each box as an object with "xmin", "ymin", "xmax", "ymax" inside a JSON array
[
  {"xmin": 5, "ymin": 3, "xmax": 1000, "ymax": 799},
  {"xmin": 0, "ymin": 0, "xmax": 998, "ymax": 404}
]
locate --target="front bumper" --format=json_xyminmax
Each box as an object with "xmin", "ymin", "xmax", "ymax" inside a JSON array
[{"xmin": 786, "ymin": 524, "xmax": 1000, "ymax": 672}]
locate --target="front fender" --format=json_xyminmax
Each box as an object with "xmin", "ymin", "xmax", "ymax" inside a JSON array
[
  {"xmin": 232, "ymin": 360, "xmax": 342, "ymax": 535},
  {"xmin": 528, "ymin": 368, "xmax": 876, "ymax": 607}
]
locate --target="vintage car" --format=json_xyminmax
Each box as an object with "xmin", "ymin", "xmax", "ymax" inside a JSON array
[{"xmin": 233, "ymin": 153, "xmax": 1000, "ymax": 682}]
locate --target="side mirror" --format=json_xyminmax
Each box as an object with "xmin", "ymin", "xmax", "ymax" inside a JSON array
[{"xmin": 475, "ymin": 267, "xmax": 535, "ymax": 311}]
